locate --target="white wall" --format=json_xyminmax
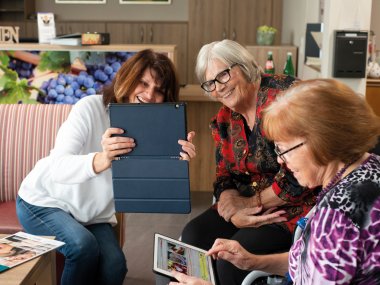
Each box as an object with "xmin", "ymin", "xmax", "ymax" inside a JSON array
[
  {"xmin": 35, "ymin": 0, "xmax": 188, "ymax": 22},
  {"xmin": 321, "ymin": 0, "xmax": 372, "ymax": 94},
  {"xmin": 371, "ymin": 0, "xmax": 380, "ymax": 51},
  {"xmin": 281, "ymin": 0, "xmax": 320, "ymax": 77},
  {"xmin": 282, "ymin": 0, "xmax": 373, "ymax": 95}
]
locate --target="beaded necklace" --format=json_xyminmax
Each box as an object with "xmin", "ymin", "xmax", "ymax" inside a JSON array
[{"xmin": 316, "ymin": 160, "xmax": 355, "ymax": 204}]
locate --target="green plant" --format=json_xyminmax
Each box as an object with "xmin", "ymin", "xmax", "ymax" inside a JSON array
[
  {"xmin": 0, "ymin": 52, "xmax": 39, "ymax": 103},
  {"xmin": 257, "ymin": 25, "xmax": 277, "ymax": 34}
]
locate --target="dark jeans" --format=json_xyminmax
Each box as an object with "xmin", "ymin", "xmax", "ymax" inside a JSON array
[
  {"xmin": 16, "ymin": 196, "xmax": 127, "ymax": 285},
  {"xmin": 181, "ymin": 207, "xmax": 292, "ymax": 285}
]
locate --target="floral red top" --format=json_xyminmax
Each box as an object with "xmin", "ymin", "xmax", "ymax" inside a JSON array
[{"xmin": 211, "ymin": 74, "xmax": 317, "ymax": 233}]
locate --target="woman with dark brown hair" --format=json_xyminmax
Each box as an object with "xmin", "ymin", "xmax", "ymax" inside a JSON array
[{"xmin": 16, "ymin": 49, "xmax": 196, "ymax": 285}]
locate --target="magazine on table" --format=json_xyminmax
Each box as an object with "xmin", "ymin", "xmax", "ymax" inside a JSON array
[{"xmin": 0, "ymin": 231, "xmax": 65, "ymax": 273}]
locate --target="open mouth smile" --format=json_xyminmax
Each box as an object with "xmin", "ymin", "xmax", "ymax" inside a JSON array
[
  {"xmin": 221, "ymin": 89, "xmax": 234, "ymax": 99},
  {"xmin": 137, "ymin": 96, "xmax": 147, "ymax": 103}
]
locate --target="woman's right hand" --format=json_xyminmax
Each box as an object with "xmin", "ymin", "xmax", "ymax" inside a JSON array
[
  {"xmin": 93, "ymin": 128, "xmax": 135, "ymax": 173},
  {"xmin": 230, "ymin": 206, "xmax": 287, "ymax": 228},
  {"xmin": 217, "ymin": 190, "xmax": 252, "ymax": 222},
  {"xmin": 207, "ymin": 239, "xmax": 255, "ymax": 271}
]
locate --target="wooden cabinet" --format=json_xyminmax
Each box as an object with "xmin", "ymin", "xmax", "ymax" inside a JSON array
[
  {"xmin": 230, "ymin": 0, "xmax": 282, "ymax": 45},
  {"xmin": 366, "ymin": 79, "xmax": 380, "ymax": 116},
  {"xmin": 188, "ymin": 0, "xmax": 283, "ymax": 83},
  {"xmin": 0, "ymin": 1, "xmax": 36, "ymax": 38},
  {"xmin": 0, "ymin": 0, "xmax": 35, "ymax": 21},
  {"xmin": 104, "ymin": 23, "xmax": 122, "ymax": 44},
  {"xmin": 1, "ymin": 21, "xmax": 27, "ymax": 38},
  {"xmin": 246, "ymin": 45, "xmax": 298, "ymax": 75},
  {"xmin": 150, "ymin": 23, "xmax": 187, "ymax": 85},
  {"xmin": 55, "ymin": 22, "xmax": 106, "ymax": 36},
  {"xmin": 179, "ymin": 85, "xmax": 222, "ymax": 192},
  {"xmin": 25, "ymin": 20, "xmax": 38, "ymax": 39},
  {"xmin": 187, "ymin": 101, "xmax": 221, "ymax": 192},
  {"xmin": 0, "ymin": 20, "xmax": 38, "ymax": 40},
  {"xmin": 0, "ymin": 21, "xmax": 107, "ymax": 42},
  {"xmin": 187, "ymin": 0, "xmax": 228, "ymax": 84},
  {"xmin": 106, "ymin": 22, "xmax": 188, "ymax": 84}
]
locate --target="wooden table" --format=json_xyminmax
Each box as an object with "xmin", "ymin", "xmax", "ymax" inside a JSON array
[{"xmin": 0, "ymin": 234, "xmax": 56, "ymax": 285}]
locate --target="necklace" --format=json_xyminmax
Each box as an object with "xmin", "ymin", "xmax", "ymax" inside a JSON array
[{"xmin": 316, "ymin": 160, "xmax": 355, "ymax": 204}]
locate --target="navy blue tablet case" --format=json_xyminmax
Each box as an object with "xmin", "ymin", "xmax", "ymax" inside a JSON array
[{"xmin": 109, "ymin": 103, "xmax": 191, "ymax": 213}]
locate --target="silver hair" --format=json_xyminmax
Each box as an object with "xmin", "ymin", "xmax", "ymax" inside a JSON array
[{"xmin": 195, "ymin": 39, "xmax": 262, "ymax": 84}]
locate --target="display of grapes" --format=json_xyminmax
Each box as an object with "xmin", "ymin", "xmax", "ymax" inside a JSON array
[
  {"xmin": 38, "ymin": 72, "xmax": 98, "ymax": 104},
  {"xmin": 7, "ymin": 51, "xmax": 39, "ymax": 80},
  {"xmin": 38, "ymin": 52, "xmax": 136, "ymax": 105},
  {"xmin": 85, "ymin": 51, "xmax": 136, "ymax": 88}
]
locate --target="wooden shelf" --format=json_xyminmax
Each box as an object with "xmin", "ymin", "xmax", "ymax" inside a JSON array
[
  {"xmin": 367, "ymin": 78, "xmax": 380, "ymax": 87},
  {"xmin": 246, "ymin": 45, "xmax": 298, "ymax": 75},
  {"xmin": 0, "ymin": 43, "xmax": 175, "ymax": 52},
  {"xmin": 305, "ymin": 64, "xmax": 321, "ymax": 73},
  {"xmin": 0, "ymin": 43, "xmax": 177, "ymax": 65}
]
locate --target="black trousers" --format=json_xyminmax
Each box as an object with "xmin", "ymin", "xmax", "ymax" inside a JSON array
[{"xmin": 181, "ymin": 207, "xmax": 292, "ymax": 285}]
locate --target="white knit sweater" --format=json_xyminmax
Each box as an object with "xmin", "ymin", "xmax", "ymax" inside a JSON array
[{"xmin": 19, "ymin": 95, "xmax": 117, "ymax": 225}]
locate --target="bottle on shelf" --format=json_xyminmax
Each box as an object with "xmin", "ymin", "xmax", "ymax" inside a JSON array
[
  {"xmin": 283, "ymin": 52, "xmax": 295, "ymax": 76},
  {"xmin": 265, "ymin": 51, "xmax": 275, "ymax": 74}
]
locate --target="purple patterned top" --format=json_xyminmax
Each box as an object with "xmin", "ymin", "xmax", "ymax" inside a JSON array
[{"xmin": 288, "ymin": 154, "xmax": 380, "ymax": 284}]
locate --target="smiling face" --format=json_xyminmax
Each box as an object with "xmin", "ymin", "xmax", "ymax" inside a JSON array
[
  {"xmin": 128, "ymin": 68, "xmax": 165, "ymax": 104},
  {"xmin": 275, "ymin": 138, "xmax": 326, "ymax": 189},
  {"xmin": 204, "ymin": 60, "xmax": 255, "ymax": 113}
]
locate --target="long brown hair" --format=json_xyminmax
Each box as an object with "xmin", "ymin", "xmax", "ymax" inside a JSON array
[
  {"xmin": 103, "ymin": 49, "xmax": 179, "ymax": 106},
  {"xmin": 263, "ymin": 79, "xmax": 380, "ymax": 165}
]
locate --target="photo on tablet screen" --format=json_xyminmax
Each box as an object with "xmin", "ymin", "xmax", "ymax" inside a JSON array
[{"xmin": 153, "ymin": 233, "xmax": 216, "ymax": 285}]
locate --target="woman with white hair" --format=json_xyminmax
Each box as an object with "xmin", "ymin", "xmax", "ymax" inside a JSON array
[{"xmin": 180, "ymin": 40, "xmax": 317, "ymax": 284}]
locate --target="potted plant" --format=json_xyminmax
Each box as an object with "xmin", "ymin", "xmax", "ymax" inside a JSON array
[{"xmin": 256, "ymin": 25, "xmax": 277, "ymax": 46}]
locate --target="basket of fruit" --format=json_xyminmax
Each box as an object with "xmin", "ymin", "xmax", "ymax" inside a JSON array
[{"xmin": 256, "ymin": 25, "xmax": 277, "ymax": 46}]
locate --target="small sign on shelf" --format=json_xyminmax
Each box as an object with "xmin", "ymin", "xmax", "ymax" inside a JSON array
[
  {"xmin": 37, "ymin": 13, "xmax": 56, "ymax": 44},
  {"xmin": 0, "ymin": 26, "xmax": 19, "ymax": 44}
]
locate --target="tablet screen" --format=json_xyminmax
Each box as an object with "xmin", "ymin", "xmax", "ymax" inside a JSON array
[{"xmin": 153, "ymin": 233, "xmax": 216, "ymax": 285}]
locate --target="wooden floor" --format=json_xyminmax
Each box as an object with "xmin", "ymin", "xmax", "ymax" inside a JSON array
[{"xmin": 123, "ymin": 191, "xmax": 213, "ymax": 285}]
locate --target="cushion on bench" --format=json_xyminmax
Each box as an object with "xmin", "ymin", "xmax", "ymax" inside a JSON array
[
  {"xmin": 0, "ymin": 104, "xmax": 72, "ymax": 234},
  {"xmin": 0, "ymin": 104, "xmax": 72, "ymax": 203},
  {"xmin": 0, "ymin": 201, "xmax": 23, "ymax": 233}
]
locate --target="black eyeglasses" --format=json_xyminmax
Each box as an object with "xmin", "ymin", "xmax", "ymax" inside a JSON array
[
  {"xmin": 274, "ymin": 142, "xmax": 305, "ymax": 163},
  {"xmin": 201, "ymin": 63, "xmax": 238, "ymax": 92}
]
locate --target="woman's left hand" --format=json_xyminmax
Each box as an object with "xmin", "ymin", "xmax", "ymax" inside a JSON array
[
  {"xmin": 169, "ymin": 271, "xmax": 212, "ymax": 285},
  {"xmin": 230, "ymin": 206, "xmax": 287, "ymax": 228},
  {"xmin": 178, "ymin": 131, "xmax": 196, "ymax": 161}
]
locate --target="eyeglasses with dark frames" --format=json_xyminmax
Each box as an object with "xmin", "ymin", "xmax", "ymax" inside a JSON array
[
  {"xmin": 201, "ymin": 63, "xmax": 239, "ymax": 92},
  {"xmin": 274, "ymin": 142, "xmax": 305, "ymax": 163}
]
